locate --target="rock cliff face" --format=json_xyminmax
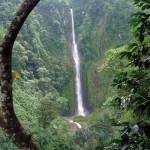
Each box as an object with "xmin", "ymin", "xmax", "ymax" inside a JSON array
[{"xmin": 71, "ymin": 0, "xmax": 133, "ymax": 111}]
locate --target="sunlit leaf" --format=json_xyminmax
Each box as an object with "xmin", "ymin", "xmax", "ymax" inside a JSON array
[{"xmin": 12, "ymin": 71, "xmax": 20, "ymax": 80}]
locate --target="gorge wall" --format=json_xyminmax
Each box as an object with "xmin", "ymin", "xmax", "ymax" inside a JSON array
[{"xmin": 71, "ymin": 0, "xmax": 133, "ymax": 111}]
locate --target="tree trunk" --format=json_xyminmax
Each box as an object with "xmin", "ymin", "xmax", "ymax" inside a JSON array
[{"xmin": 0, "ymin": 0, "xmax": 40, "ymax": 149}]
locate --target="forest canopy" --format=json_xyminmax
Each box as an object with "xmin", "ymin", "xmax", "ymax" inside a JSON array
[{"xmin": 0, "ymin": 0, "xmax": 149, "ymax": 149}]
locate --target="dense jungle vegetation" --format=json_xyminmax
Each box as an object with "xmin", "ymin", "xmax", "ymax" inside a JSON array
[{"xmin": 0, "ymin": 0, "xmax": 149, "ymax": 149}]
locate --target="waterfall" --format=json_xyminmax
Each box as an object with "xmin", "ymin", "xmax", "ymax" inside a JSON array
[
  {"xmin": 70, "ymin": 9, "xmax": 86, "ymax": 116},
  {"xmin": 70, "ymin": 120, "xmax": 82, "ymax": 129}
]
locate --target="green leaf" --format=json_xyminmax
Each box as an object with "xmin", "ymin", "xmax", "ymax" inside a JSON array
[
  {"xmin": 120, "ymin": 51, "xmax": 132, "ymax": 59},
  {"xmin": 142, "ymin": 5, "xmax": 150, "ymax": 10},
  {"xmin": 128, "ymin": 43, "xmax": 138, "ymax": 50}
]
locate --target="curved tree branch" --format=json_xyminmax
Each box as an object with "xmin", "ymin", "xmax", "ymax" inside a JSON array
[{"xmin": 0, "ymin": 0, "xmax": 40, "ymax": 149}]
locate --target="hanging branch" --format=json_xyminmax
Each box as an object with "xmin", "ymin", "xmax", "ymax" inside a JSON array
[{"xmin": 0, "ymin": 0, "xmax": 40, "ymax": 149}]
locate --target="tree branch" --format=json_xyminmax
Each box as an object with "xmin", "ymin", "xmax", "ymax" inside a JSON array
[{"xmin": 0, "ymin": 0, "xmax": 40, "ymax": 149}]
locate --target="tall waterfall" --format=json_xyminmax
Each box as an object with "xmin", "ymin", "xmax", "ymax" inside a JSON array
[{"xmin": 70, "ymin": 9, "xmax": 86, "ymax": 116}]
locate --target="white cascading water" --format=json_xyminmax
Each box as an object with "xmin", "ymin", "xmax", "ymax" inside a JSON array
[
  {"xmin": 70, "ymin": 120, "xmax": 82, "ymax": 129},
  {"xmin": 70, "ymin": 9, "xmax": 86, "ymax": 117}
]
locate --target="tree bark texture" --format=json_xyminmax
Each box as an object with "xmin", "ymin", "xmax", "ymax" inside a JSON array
[{"xmin": 0, "ymin": 0, "xmax": 40, "ymax": 149}]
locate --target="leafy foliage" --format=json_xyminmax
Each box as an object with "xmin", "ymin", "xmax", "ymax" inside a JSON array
[
  {"xmin": 110, "ymin": 0, "xmax": 150, "ymax": 149},
  {"xmin": 112, "ymin": 0, "xmax": 150, "ymax": 117}
]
